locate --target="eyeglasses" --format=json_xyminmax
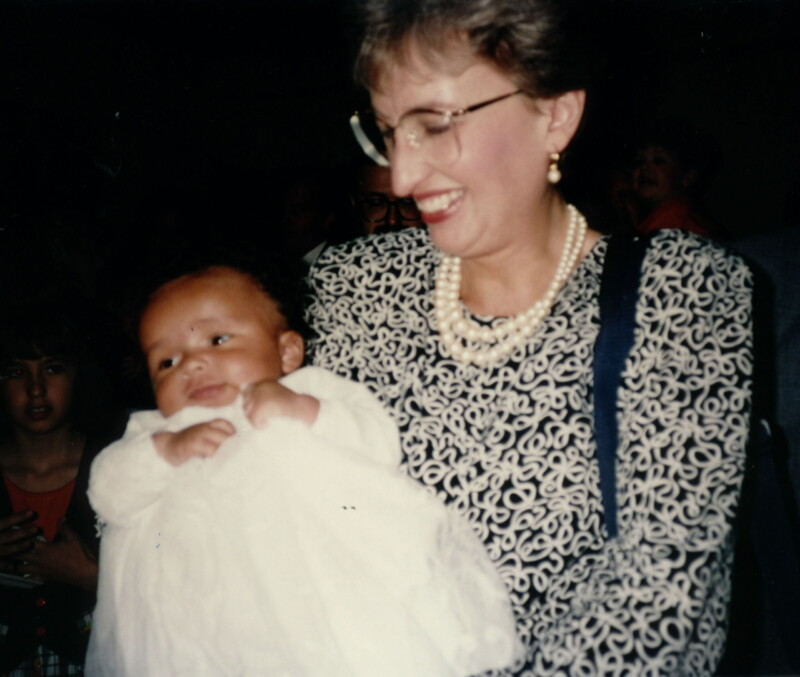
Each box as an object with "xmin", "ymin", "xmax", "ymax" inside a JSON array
[
  {"xmin": 350, "ymin": 90, "xmax": 524, "ymax": 167},
  {"xmin": 356, "ymin": 193, "xmax": 421, "ymax": 224}
]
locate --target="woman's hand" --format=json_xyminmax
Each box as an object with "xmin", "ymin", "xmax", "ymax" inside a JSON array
[
  {"xmin": 243, "ymin": 381, "xmax": 320, "ymax": 428},
  {"xmin": 153, "ymin": 419, "xmax": 236, "ymax": 467},
  {"xmin": 11, "ymin": 520, "xmax": 98, "ymax": 590},
  {"xmin": 0, "ymin": 510, "xmax": 39, "ymax": 568}
]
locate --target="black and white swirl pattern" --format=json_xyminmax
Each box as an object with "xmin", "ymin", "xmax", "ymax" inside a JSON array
[{"xmin": 306, "ymin": 228, "xmax": 752, "ymax": 676}]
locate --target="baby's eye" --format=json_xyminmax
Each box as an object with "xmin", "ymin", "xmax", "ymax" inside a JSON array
[
  {"xmin": 158, "ymin": 357, "xmax": 176, "ymax": 371},
  {"xmin": 211, "ymin": 334, "xmax": 231, "ymax": 346},
  {"xmin": 1, "ymin": 366, "xmax": 24, "ymax": 380},
  {"xmin": 45, "ymin": 363, "xmax": 67, "ymax": 375}
]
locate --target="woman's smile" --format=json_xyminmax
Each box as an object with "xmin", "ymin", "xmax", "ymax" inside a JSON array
[{"xmin": 415, "ymin": 189, "xmax": 464, "ymax": 223}]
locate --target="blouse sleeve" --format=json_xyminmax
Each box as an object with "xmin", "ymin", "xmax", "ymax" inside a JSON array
[
  {"xmin": 87, "ymin": 411, "xmax": 177, "ymax": 527},
  {"xmin": 531, "ymin": 235, "xmax": 753, "ymax": 674},
  {"xmin": 305, "ymin": 249, "xmax": 367, "ymax": 383}
]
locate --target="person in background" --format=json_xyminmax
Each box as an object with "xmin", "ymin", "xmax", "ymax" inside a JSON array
[
  {"xmin": 720, "ymin": 222, "xmax": 800, "ymax": 676},
  {"xmin": 630, "ymin": 117, "xmax": 724, "ymax": 239},
  {"xmin": 306, "ymin": 0, "xmax": 753, "ymax": 673},
  {"xmin": 0, "ymin": 301, "xmax": 123, "ymax": 676},
  {"xmin": 351, "ymin": 160, "xmax": 423, "ymax": 234}
]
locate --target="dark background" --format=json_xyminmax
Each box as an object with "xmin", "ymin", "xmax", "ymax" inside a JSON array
[
  {"xmin": 1, "ymin": 4, "xmax": 796, "ymax": 671},
  {"xmin": 1, "ymin": 4, "xmax": 797, "ymax": 668},
  {"xmin": 0, "ymin": 0, "xmax": 798, "ymax": 256}
]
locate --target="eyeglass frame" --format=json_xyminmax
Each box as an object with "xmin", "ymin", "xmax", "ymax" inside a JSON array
[
  {"xmin": 355, "ymin": 192, "xmax": 421, "ymax": 225},
  {"xmin": 349, "ymin": 89, "xmax": 524, "ymax": 167}
]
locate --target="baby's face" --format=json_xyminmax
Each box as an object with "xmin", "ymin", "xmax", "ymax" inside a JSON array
[{"xmin": 140, "ymin": 267, "xmax": 303, "ymax": 417}]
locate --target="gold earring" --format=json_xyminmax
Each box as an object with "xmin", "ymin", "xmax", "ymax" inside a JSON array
[{"xmin": 547, "ymin": 152, "xmax": 561, "ymax": 184}]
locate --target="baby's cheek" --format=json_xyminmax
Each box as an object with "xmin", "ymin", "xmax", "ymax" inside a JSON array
[{"xmin": 155, "ymin": 382, "xmax": 185, "ymax": 418}]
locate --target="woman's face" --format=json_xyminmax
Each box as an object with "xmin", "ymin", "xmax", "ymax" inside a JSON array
[
  {"xmin": 370, "ymin": 46, "xmax": 555, "ymax": 261},
  {"xmin": 1, "ymin": 356, "xmax": 76, "ymax": 435}
]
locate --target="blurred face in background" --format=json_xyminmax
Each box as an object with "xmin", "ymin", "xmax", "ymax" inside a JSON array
[
  {"xmin": 1, "ymin": 355, "xmax": 76, "ymax": 435},
  {"xmin": 631, "ymin": 145, "xmax": 688, "ymax": 206},
  {"xmin": 353, "ymin": 164, "xmax": 422, "ymax": 234}
]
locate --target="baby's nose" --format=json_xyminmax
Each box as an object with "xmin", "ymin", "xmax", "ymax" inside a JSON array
[{"xmin": 181, "ymin": 353, "xmax": 208, "ymax": 374}]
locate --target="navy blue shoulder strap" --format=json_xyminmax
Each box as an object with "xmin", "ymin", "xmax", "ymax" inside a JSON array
[{"xmin": 594, "ymin": 235, "xmax": 649, "ymax": 539}]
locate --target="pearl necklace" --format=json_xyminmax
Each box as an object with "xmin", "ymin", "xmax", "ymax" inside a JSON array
[{"xmin": 434, "ymin": 203, "xmax": 588, "ymax": 366}]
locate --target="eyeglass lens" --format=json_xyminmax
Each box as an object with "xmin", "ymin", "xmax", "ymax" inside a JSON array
[
  {"xmin": 355, "ymin": 110, "xmax": 460, "ymax": 166},
  {"xmin": 352, "ymin": 90, "xmax": 523, "ymax": 167}
]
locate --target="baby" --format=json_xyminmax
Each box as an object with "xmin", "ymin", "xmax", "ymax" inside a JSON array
[{"xmin": 86, "ymin": 261, "xmax": 522, "ymax": 677}]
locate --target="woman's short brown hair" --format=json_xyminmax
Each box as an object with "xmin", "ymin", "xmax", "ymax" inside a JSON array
[{"xmin": 354, "ymin": 0, "xmax": 586, "ymax": 98}]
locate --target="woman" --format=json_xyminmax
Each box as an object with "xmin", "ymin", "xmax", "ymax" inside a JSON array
[
  {"xmin": 0, "ymin": 302, "xmax": 121, "ymax": 676},
  {"xmin": 306, "ymin": 0, "xmax": 753, "ymax": 674}
]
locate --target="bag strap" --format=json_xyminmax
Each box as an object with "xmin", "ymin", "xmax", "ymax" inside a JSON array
[{"xmin": 594, "ymin": 235, "xmax": 649, "ymax": 539}]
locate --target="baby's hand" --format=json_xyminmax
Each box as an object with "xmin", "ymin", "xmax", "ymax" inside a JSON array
[
  {"xmin": 153, "ymin": 419, "xmax": 236, "ymax": 467},
  {"xmin": 243, "ymin": 380, "xmax": 320, "ymax": 428}
]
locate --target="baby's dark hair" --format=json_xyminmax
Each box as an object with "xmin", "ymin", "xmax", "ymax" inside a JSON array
[{"xmin": 139, "ymin": 245, "xmax": 312, "ymax": 341}]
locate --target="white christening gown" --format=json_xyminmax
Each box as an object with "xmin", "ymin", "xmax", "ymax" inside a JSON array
[{"xmin": 86, "ymin": 367, "xmax": 523, "ymax": 677}]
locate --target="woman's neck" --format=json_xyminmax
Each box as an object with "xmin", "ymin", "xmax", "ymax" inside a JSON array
[{"xmin": 458, "ymin": 200, "xmax": 600, "ymax": 317}]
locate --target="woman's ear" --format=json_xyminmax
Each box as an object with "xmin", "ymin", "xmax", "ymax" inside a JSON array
[
  {"xmin": 543, "ymin": 89, "xmax": 586, "ymax": 153},
  {"xmin": 278, "ymin": 330, "xmax": 305, "ymax": 375}
]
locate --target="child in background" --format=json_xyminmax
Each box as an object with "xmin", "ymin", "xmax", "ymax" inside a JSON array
[
  {"xmin": 1, "ymin": 301, "xmax": 124, "ymax": 676},
  {"xmin": 86, "ymin": 258, "xmax": 522, "ymax": 677}
]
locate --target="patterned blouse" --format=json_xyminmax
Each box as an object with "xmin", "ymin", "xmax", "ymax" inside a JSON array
[{"xmin": 305, "ymin": 227, "xmax": 753, "ymax": 675}]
